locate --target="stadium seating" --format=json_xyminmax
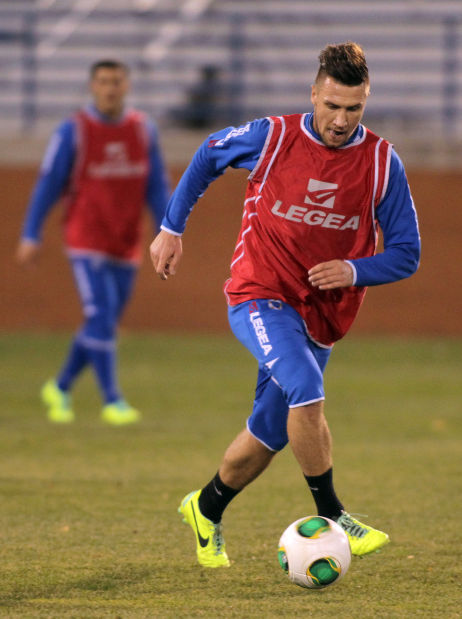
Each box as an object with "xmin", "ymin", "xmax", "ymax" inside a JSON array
[{"xmin": 0, "ymin": 0, "xmax": 461, "ymax": 145}]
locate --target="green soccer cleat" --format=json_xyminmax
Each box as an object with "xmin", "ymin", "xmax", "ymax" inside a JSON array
[
  {"xmin": 336, "ymin": 511, "xmax": 390, "ymax": 556},
  {"xmin": 178, "ymin": 490, "xmax": 230, "ymax": 568},
  {"xmin": 101, "ymin": 400, "xmax": 141, "ymax": 425},
  {"xmin": 41, "ymin": 379, "xmax": 75, "ymax": 423}
]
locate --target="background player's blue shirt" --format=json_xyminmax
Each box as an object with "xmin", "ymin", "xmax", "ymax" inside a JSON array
[
  {"xmin": 22, "ymin": 104, "xmax": 170, "ymax": 243},
  {"xmin": 161, "ymin": 114, "xmax": 420, "ymax": 288}
]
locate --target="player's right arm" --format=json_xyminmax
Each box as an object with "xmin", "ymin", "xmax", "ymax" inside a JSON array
[
  {"xmin": 150, "ymin": 118, "xmax": 269, "ymax": 279},
  {"xmin": 16, "ymin": 119, "xmax": 75, "ymax": 266}
]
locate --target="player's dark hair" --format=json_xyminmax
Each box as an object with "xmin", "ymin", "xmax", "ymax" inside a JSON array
[
  {"xmin": 316, "ymin": 42, "xmax": 369, "ymax": 86},
  {"xmin": 90, "ymin": 59, "xmax": 129, "ymax": 77}
]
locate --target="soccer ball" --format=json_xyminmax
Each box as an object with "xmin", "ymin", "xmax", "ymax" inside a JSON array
[{"xmin": 278, "ymin": 516, "xmax": 351, "ymax": 589}]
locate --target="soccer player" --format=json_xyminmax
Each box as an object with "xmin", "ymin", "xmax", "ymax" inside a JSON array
[
  {"xmin": 150, "ymin": 42, "xmax": 421, "ymax": 565},
  {"xmin": 17, "ymin": 59, "xmax": 170, "ymax": 425}
]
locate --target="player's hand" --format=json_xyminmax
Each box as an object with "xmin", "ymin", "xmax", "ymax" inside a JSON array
[
  {"xmin": 16, "ymin": 239, "xmax": 41, "ymax": 267},
  {"xmin": 150, "ymin": 229, "xmax": 183, "ymax": 280},
  {"xmin": 308, "ymin": 260, "xmax": 354, "ymax": 290}
]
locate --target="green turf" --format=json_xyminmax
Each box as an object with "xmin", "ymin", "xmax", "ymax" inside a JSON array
[{"xmin": 0, "ymin": 332, "xmax": 460, "ymax": 617}]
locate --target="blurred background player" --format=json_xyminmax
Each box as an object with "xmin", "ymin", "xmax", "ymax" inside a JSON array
[
  {"xmin": 150, "ymin": 42, "xmax": 420, "ymax": 566},
  {"xmin": 16, "ymin": 59, "xmax": 170, "ymax": 425}
]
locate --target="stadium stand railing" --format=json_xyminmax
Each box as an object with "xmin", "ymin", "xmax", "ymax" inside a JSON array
[{"xmin": 0, "ymin": 0, "xmax": 461, "ymax": 159}]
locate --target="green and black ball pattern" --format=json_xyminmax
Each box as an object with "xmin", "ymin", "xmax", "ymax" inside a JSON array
[
  {"xmin": 307, "ymin": 557, "xmax": 341, "ymax": 586},
  {"xmin": 297, "ymin": 516, "xmax": 331, "ymax": 539}
]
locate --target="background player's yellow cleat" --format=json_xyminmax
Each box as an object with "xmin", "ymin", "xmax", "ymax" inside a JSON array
[
  {"xmin": 178, "ymin": 490, "xmax": 230, "ymax": 568},
  {"xmin": 101, "ymin": 400, "xmax": 141, "ymax": 425},
  {"xmin": 336, "ymin": 511, "xmax": 390, "ymax": 556},
  {"xmin": 41, "ymin": 379, "xmax": 75, "ymax": 423}
]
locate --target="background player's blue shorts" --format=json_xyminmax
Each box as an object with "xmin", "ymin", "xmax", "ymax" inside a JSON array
[
  {"xmin": 70, "ymin": 254, "xmax": 137, "ymax": 343},
  {"xmin": 228, "ymin": 299, "xmax": 331, "ymax": 452}
]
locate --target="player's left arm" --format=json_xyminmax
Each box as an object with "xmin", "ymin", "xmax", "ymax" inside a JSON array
[
  {"xmin": 145, "ymin": 120, "xmax": 171, "ymax": 232},
  {"xmin": 308, "ymin": 260, "xmax": 355, "ymax": 289},
  {"xmin": 309, "ymin": 150, "xmax": 421, "ymax": 290}
]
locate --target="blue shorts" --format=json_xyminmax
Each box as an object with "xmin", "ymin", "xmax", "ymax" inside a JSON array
[
  {"xmin": 228, "ymin": 299, "xmax": 331, "ymax": 452},
  {"xmin": 70, "ymin": 254, "xmax": 137, "ymax": 343}
]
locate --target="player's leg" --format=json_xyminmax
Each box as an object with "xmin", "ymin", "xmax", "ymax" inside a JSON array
[
  {"xmin": 198, "ymin": 377, "xmax": 281, "ymax": 524},
  {"xmin": 52, "ymin": 255, "xmax": 136, "ymax": 423},
  {"xmin": 182, "ymin": 370, "xmax": 338, "ymax": 567},
  {"xmin": 219, "ymin": 427, "xmax": 275, "ymax": 489},
  {"xmin": 290, "ymin": 400, "xmax": 389, "ymax": 554},
  {"xmin": 230, "ymin": 300, "xmax": 343, "ymax": 517},
  {"xmin": 112, "ymin": 260, "xmax": 137, "ymax": 322},
  {"xmin": 179, "ymin": 435, "xmax": 268, "ymax": 569},
  {"xmin": 289, "ymin": 401, "xmax": 390, "ymax": 553},
  {"xmin": 281, "ymin": 370, "xmax": 389, "ymax": 552},
  {"xmin": 55, "ymin": 260, "xmax": 92, "ymax": 392},
  {"xmin": 179, "ymin": 303, "xmax": 292, "ymax": 567},
  {"xmin": 56, "ymin": 337, "xmax": 89, "ymax": 393},
  {"xmin": 42, "ymin": 257, "xmax": 92, "ymax": 422},
  {"xmin": 288, "ymin": 402, "xmax": 332, "ymax": 473},
  {"xmin": 230, "ymin": 299, "xmax": 389, "ymax": 555},
  {"xmin": 71, "ymin": 257, "xmax": 120, "ymax": 403},
  {"xmin": 100, "ymin": 262, "xmax": 140, "ymax": 425},
  {"xmin": 287, "ymin": 400, "xmax": 343, "ymax": 517}
]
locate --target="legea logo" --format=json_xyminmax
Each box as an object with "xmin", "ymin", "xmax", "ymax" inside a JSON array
[
  {"xmin": 304, "ymin": 179, "xmax": 338, "ymax": 209},
  {"xmin": 270, "ymin": 176, "xmax": 360, "ymax": 231},
  {"xmin": 105, "ymin": 142, "xmax": 127, "ymax": 162},
  {"xmin": 89, "ymin": 141, "xmax": 147, "ymax": 178}
]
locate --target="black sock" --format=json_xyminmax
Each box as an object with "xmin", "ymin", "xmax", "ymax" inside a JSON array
[
  {"xmin": 198, "ymin": 471, "xmax": 241, "ymax": 524},
  {"xmin": 304, "ymin": 468, "xmax": 344, "ymax": 520}
]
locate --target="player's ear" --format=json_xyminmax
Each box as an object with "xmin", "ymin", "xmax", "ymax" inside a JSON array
[{"xmin": 310, "ymin": 84, "xmax": 317, "ymax": 106}]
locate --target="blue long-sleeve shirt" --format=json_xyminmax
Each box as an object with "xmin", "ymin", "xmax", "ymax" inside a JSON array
[
  {"xmin": 161, "ymin": 114, "xmax": 420, "ymax": 287},
  {"xmin": 22, "ymin": 105, "xmax": 170, "ymax": 242}
]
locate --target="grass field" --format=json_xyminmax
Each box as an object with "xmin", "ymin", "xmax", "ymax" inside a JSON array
[{"xmin": 0, "ymin": 332, "xmax": 461, "ymax": 618}]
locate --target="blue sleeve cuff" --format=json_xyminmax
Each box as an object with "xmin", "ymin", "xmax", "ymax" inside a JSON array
[
  {"xmin": 345, "ymin": 260, "xmax": 357, "ymax": 285},
  {"xmin": 160, "ymin": 224, "xmax": 182, "ymax": 237},
  {"xmin": 347, "ymin": 149, "xmax": 420, "ymax": 287}
]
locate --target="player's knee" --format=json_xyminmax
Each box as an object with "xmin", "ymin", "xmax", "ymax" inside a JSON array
[
  {"xmin": 83, "ymin": 310, "xmax": 116, "ymax": 341},
  {"xmin": 222, "ymin": 430, "xmax": 273, "ymax": 470},
  {"xmin": 290, "ymin": 401, "xmax": 325, "ymax": 424}
]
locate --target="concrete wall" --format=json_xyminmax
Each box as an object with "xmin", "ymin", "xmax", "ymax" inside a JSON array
[{"xmin": 1, "ymin": 165, "xmax": 460, "ymax": 337}]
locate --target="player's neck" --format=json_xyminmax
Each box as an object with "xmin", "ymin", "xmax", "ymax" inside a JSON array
[{"xmin": 90, "ymin": 103, "xmax": 125, "ymax": 122}]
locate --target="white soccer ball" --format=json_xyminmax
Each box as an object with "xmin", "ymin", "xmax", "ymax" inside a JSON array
[{"xmin": 278, "ymin": 515, "xmax": 351, "ymax": 589}]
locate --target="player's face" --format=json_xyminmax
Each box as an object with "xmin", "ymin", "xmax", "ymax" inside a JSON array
[
  {"xmin": 90, "ymin": 68, "xmax": 129, "ymax": 118},
  {"xmin": 311, "ymin": 76, "xmax": 370, "ymax": 148}
]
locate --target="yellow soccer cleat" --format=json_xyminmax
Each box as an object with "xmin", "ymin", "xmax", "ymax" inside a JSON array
[
  {"xmin": 336, "ymin": 511, "xmax": 390, "ymax": 556},
  {"xmin": 178, "ymin": 490, "xmax": 230, "ymax": 568},
  {"xmin": 41, "ymin": 379, "xmax": 75, "ymax": 423},
  {"xmin": 101, "ymin": 400, "xmax": 141, "ymax": 425}
]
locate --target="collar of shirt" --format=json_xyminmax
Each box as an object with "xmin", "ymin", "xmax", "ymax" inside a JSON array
[
  {"xmin": 85, "ymin": 103, "xmax": 127, "ymax": 124},
  {"xmin": 304, "ymin": 112, "xmax": 363, "ymax": 146}
]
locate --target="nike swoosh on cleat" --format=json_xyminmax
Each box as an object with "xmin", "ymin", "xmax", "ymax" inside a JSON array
[{"xmin": 191, "ymin": 502, "xmax": 209, "ymax": 548}]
